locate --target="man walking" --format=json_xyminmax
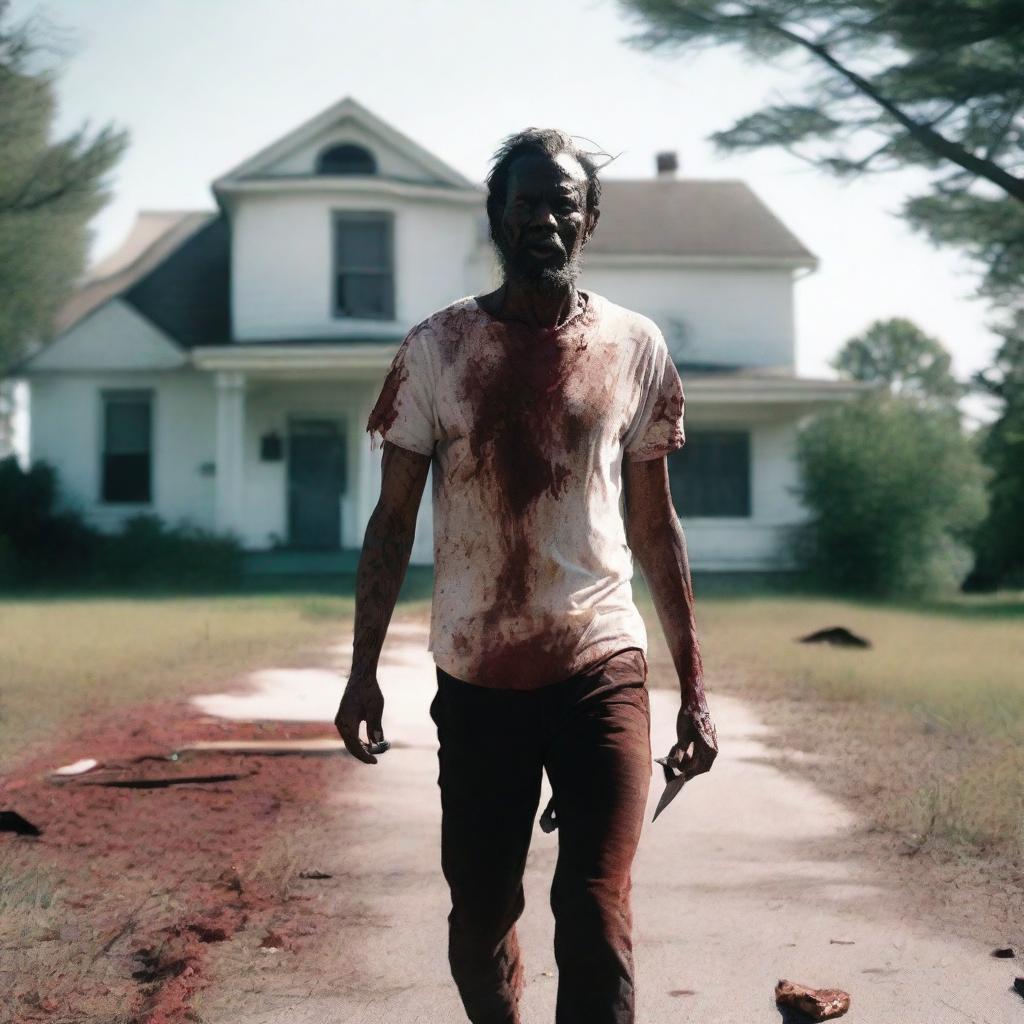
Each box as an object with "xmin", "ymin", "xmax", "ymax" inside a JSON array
[{"xmin": 335, "ymin": 128, "xmax": 717, "ymax": 1024}]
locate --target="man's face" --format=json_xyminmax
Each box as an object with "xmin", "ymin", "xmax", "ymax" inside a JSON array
[{"xmin": 495, "ymin": 151, "xmax": 597, "ymax": 292}]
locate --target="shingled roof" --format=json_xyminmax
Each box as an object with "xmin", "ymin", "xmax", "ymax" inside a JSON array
[
  {"xmin": 51, "ymin": 210, "xmax": 229, "ymax": 348},
  {"xmin": 51, "ymin": 177, "xmax": 814, "ymax": 348},
  {"xmin": 123, "ymin": 214, "xmax": 230, "ymax": 348},
  {"xmin": 589, "ymin": 179, "xmax": 816, "ymax": 263}
]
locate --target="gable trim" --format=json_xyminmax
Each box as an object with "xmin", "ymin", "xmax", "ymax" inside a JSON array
[
  {"xmin": 14, "ymin": 299, "xmax": 187, "ymax": 376},
  {"xmin": 215, "ymin": 175, "xmax": 483, "ymax": 205},
  {"xmin": 584, "ymin": 252, "xmax": 819, "ymax": 271},
  {"xmin": 213, "ymin": 96, "xmax": 474, "ymax": 192}
]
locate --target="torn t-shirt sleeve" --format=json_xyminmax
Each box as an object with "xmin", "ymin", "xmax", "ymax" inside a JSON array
[
  {"xmin": 623, "ymin": 327, "xmax": 686, "ymax": 462},
  {"xmin": 366, "ymin": 324, "xmax": 437, "ymax": 456}
]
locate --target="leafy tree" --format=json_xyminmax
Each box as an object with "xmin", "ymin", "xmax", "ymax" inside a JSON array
[
  {"xmin": 792, "ymin": 393, "xmax": 988, "ymax": 597},
  {"xmin": 619, "ymin": 0, "xmax": 1024, "ymax": 302},
  {"xmin": 832, "ymin": 316, "xmax": 963, "ymax": 404},
  {"xmin": 969, "ymin": 308, "xmax": 1024, "ymax": 585},
  {"xmin": 0, "ymin": 3, "xmax": 128, "ymax": 453}
]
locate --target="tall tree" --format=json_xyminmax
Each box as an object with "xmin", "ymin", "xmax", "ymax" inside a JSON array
[
  {"xmin": 793, "ymin": 391, "xmax": 988, "ymax": 597},
  {"xmin": 970, "ymin": 308, "xmax": 1024, "ymax": 585},
  {"xmin": 0, "ymin": 3, "xmax": 128, "ymax": 454},
  {"xmin": 618, "ymin": 0, "xmax": 1024, "ymax": 303},
  {"xmin": 832, "ymin": 316, "xmax": 963, "ymax": 404}
]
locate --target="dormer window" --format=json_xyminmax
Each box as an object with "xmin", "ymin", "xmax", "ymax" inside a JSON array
[{"xmin": 317, "ymin": 143, "xmax": 377, "ymax": 176}]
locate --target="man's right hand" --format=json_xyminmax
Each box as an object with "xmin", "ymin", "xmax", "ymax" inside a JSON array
[{"xmin": 335, "ymin": 676, "xmax": 387, "ymax": 765}]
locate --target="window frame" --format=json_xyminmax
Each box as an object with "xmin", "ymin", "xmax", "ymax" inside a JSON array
[
  {"xmin": 316, "ymin": 143, "xmax": 377, "ymax": 176},
  {"xmin": 99, "ymin": 388, "xmax": 155, "ymax": 506},
  {"xmin": 330, "ymin": 210, "xmax": 396, "ymax": 321},
  {"xmin": 667, "ymin": 427, "xmax": 752, "ymax": 519}
]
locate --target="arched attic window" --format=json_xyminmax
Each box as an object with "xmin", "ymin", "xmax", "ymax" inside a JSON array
[{"xmin": 316, "ymin": 143, "xmax": 377, "ymax": 175}]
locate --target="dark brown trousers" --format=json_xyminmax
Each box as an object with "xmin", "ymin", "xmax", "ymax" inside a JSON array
[{"xmin": 429, "ymin": 648, "xmax": 652, "ymax": 1024}]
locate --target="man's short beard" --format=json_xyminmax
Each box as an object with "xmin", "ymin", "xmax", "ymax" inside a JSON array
[{"xmin": 494, "ymin": 242, "xmax": 583, "ymax": 294}]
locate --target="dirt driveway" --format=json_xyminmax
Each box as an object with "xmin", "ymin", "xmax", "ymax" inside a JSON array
[{"xmin": 193, "ymin": 621, "xmax": 1019, "ymax": 1024}]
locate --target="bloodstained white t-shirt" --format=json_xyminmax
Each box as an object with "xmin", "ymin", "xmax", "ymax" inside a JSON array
[{"xmin": 366, "ymin": 290, "xmax": 685, "ymax": 691}]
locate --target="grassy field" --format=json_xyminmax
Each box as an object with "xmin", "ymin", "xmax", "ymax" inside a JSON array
[
  {"xmin": 639, "ymin": 583, "xmax": 1024, "ymax": 864},
  {"xmin": 0, "ymin": 570, "xmax": 432, "ymax": 770},
  {"xmin": 3, "ymin": 575, "xmax": 1020, "ymax": 862},
  {"xmin": 3, "ymin": 576, "xmax": 1019, "ymax": 1013}
]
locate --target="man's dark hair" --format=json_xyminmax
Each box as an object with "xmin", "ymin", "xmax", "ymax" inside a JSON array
[{"xmin": 484, "ymin": 128, "xmax": 604, "ymax": 243}]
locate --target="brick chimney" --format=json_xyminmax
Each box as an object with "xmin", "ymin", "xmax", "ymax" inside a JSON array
[{"xmin": 656, "ymin": 151, "xmax": 678, "ymax": 178}]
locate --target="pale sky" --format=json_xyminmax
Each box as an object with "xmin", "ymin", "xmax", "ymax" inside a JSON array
[{"xmin": 12, "ymin": 0, "xmax": 1002, "ymax": 424}]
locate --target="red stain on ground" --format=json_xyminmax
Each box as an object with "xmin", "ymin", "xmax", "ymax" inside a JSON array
[{"xmin": 0, "ymin": 700, "xmax": 344, "ymax": 1023}]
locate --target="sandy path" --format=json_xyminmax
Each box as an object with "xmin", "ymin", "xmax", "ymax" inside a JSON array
[{"xmin": 203, "ymin": 622, "xmax": 1019, "ymax": 1024}]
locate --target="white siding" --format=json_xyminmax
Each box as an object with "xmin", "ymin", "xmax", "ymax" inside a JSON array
[
  {"xmin": 231, "ymin": 192, "xmax": 481, "ymax": 341},
  {"xmin": 239, "ymin": 378, "xmax": 367, "ymax": 550},
  {"xmin": 27, "ymin": 301, "xmax": 186, "ymax": 372},
  {"xmin": 27, "ymin": 370, "xmax": 216, "ymax": 534},
  {"xmin": 676, "ymin": 411, "xmax": 808, "ymax": 570},
  {"xmin": 27, "ymin": 365, "xmax": 811, "ymax": 569},
  {"xmin": 580, "ymin": 264, "xmax": 796, "ymax": 369},
  {"xmin": 26, "ymin": 368, "xmax": 436, "ymax": 560}
]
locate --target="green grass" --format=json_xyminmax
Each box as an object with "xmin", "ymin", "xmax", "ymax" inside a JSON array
[
  {"xmin": 0, "ymin": 572, "xmax": 432, "ymax": 770},
  {"xmin": 638, "ymin": 582, "xmax": 1024, "ymax": 860},
  {"xmin": 4, "ymin": 571, "xmax": 1020, "ymax": 860}
]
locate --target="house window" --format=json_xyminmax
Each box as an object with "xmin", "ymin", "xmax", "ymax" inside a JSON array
[
  {"xmin": 332, "ymin": 212, "xmax": 394, "ymax": 319},
  {"xmin": 668, "ymin": 429, "xmax": 751, "ymax": 517},
  {"xmin": 101, "ymin": 390, "xmax": 153, "ymax": 503},
  {"xmin": 317, "ymin": 143, "xmax": 377, "ymax": 175}
]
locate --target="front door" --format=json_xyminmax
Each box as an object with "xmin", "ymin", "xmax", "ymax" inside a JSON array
[{"xmin": 287, "ymin": 419, "xmax": 346, "ymax": 549}]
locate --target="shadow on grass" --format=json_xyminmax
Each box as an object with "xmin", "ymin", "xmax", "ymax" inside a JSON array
[
  {"xmin": 4, "ymin": 566, "xmax": 1022, "ymax": 622},
  {"xmin": 672, "ymin": 572, "xmax": 1024, "ymax": 620},
  {"xmin": 0, "ymin": 566, "xmax": 436, "ymax": 605}
]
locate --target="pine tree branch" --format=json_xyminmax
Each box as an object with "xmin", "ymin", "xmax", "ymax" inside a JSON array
[{"xmin": 736, "ymin": 4, "xmax": 1024, "ymax": 202}]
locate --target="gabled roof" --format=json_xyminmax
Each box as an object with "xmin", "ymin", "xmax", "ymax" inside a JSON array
[
  {"xmin": 46, "ymin": 174, "xmax": 814, "ymax": 354},
  {"xmin": 213, "ymin": 96, "xmax": 475, "ymax": 192},
  {"xmin": 589, "ymin": 179, "xmax": 816, "ymax": 266},
  {"xmin": 48, "ymin": 209, "xmax": 230, "ymax": 349},
  {"xmin": 53, "ymin": 211, "xmax": 215, "ymax": 336},
  {"xmin": 123, "ymin": 215, "xmax": 231, "ymax": 348},
  {"xmin": 40, "ymin": 99, "xmax": 816, "ymax": 357}
]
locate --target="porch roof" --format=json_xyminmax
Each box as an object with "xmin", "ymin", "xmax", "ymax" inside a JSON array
[
  {"xmin": 682, "ymin": 371, "xmax": 876, "ymax": 404},
  {"xmin": 191, "ymin": 342, "xmax": 874, "ymax": 403}
]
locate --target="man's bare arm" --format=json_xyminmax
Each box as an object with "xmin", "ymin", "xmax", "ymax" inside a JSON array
[
  {"xmin": 623, "ymin": 455, "xmax": 718, "ymax": 779},
  {"xmin": 335, "ymin": 441, "xmax": 431, "ymax": 764}
]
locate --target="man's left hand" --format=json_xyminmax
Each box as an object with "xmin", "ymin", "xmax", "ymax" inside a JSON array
[{"xmin": 663, "ymin": 702, "xmax": 718, "ymax": 781}]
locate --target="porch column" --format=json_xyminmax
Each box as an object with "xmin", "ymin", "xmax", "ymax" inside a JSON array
[{"xmin": 214, "ymin": 371, "xmax": 247, "ymax": 539}]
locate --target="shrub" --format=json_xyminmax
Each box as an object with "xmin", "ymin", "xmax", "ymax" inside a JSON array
[
  {"xmin": 966, "ymin": 309, "xmax": 1024, "ymax": 589},
  {"xmin": 95, "ymin": 513, "xmax": 243, "ymax": 589},
  {"xmin": 0, "ymin": 456, "xmax": 241, "ymax": 590},
  {"xmin": 792, "ymin": 394, "xmax": 989, "ymax": 597},
  {"xmin": 0, "ymin": 456, "xmax": 98, "ymax": 584}
]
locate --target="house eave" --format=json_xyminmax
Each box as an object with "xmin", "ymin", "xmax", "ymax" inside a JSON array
[
  {"xmin": 684, "ymin": 376, "xmax": 877, "ymax": 404},
  {"xmin": 213, "ymin": 176, "xmax": 484, "ymax": 206},
  {"xmin": 191, "ymin": 342, "xmax": 401, "ymax": 374},
  {"xmin": 212, "ymin": 96, "xmax": 476, "ymax": 192},
  {"xmin": 584, "ymin": 252, "xmax": 819, "ymax": 271}
]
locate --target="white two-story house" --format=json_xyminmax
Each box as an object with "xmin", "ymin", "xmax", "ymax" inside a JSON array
[{"xmin": 15, "ymin": 96, "xmax": 867, "ymax": 571}]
